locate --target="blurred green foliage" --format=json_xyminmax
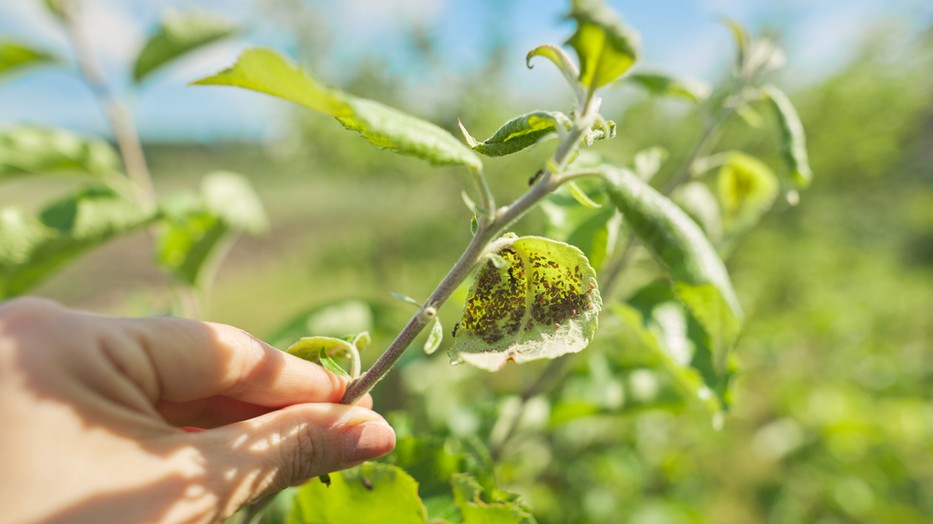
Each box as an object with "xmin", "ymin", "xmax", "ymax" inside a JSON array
[{"xmin": 4, "ymin": 6, "xmax": 931, "ymax": 523}]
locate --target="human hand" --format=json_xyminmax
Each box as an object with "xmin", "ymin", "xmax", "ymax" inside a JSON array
[{"xmin": 0, "ymin": 297, "xmax": 395, "ymax": 523}]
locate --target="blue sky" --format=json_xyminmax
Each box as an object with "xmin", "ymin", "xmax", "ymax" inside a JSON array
[{"xmin": 0, "ymin": 0, "xmax": 929, "ymax": 142}]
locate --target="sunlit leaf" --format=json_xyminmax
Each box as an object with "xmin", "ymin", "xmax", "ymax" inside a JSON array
[
  {"xmin": 0, "ymin": 126, "xmax": 120, "ymax": 182},
  {"xmin": 761, "ymin": 84, "xmax": 812, "ymax": 188},
  {"xmin": 541, "ymin": 184, "xmax": 619, "ymax": 271},
  {"xmin": 632, "ymin": 146, "xmax": 668, "ymax": 182},
  {"xmin": 157, "ymin": 172, "xmax": 266, "ymax": 286},
  {"xmin": 716, "ymin": 151, "xmax": 778, "ymax": 233},
  {"xmin": 0, "ymin": 40, "xmax": 56, "ymax": 80},
  {"xmin": 459, "ymin": 112, "xmax": 566, "ymax": 157},
  {"xmin": 452, "ymin": 474, "xmax": 536, "ymax": 524},
  {"xmin": 289, "ymin": 463, "xmax": 427, "ymax": 524},
  {"xmin": 613, "ymin": 282, "xmax": 725, "ymax": 413},
  {"xmin": 626, "ymin": 72, "xmax": 710, "ymax": 102},
  {"xmin": 286, "ymin": 335, "xmax": 355, "ymax": 361},
  {"xmin": 567, "ymin": 180, "xmax": 602, "ymax": 209},
  {"xmin": 605, "ymin": 168, "xmax": 742, "ymax": 366},
  {"xmin": 424, "ymin": 316, "xmax": 443, "ymax": 355},
  {"xmin": 390, "ymin": 291, "xmax": 423, "ymax": 309},
  {"xmin": 745, "ymin": 39, "xmax": 786, "ymax": 76},
  {"xmin": 266, "ymin": 299, "xmax": 375, "ymax": 349},
  {"xmin": 450, "ymin": 236, "xmax": 602, "ymax": 371},
  {"xmin": 286, "ymin": 335, "xmax": 358, "ymax": 378},
  {"xmin": 566, "ymin": 0, "xmax": 639, "ymax": 91},
  {"xmin": 193, "ymin": 48, "xmax": 482, "ymax": 171},
  {"xmin": 672, "ymin": 182, "xmax": 722, "ymax": 244},
  {"xmin": 200, "ymin": 171, "xmax": 267, "ymax": 233},
  {"xmin": 0, "ymin": 187, "xmax": 155, "ymax": 298},
  {"xmin": 722, "ymin": 17, "xmax": 748, "ymax": 70},
  {"xmin": 133, "ymin": 10, "xmax": 239, "ymax": 83},
  {"xmin": 525, "ymin": 44, "xmax": 580, "ymax": 91}
]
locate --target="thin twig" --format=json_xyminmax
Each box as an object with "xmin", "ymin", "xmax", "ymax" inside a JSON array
[
  {"xmin": 340, "ymin": 99, "xmax": 598, "ymax": 405},
  {"xmin": 61, "ymin": 1, "xmax": 157, "ymax": 208}
]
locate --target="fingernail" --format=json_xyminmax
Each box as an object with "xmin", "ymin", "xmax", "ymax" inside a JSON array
[{"xmin": 342, "ymin": 421, "xmax": 396, "ymax": 464}]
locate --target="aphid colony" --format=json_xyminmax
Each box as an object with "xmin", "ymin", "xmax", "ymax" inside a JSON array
[{"xmin": 455, "ymin": 244, "xmax": 597, "ymax": 345}]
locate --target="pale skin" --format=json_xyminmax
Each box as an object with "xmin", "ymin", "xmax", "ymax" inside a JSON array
[{"xmin": 0, "ymin": 297, "xmax": 396, "ymax": 523}]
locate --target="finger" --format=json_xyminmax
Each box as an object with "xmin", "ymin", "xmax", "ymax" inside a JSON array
[
  {"xmin": 194, "ymin": 403, "xmax": 395, "ymax": 513},
  {"xmin": 157, "ymin": 392, "xmax": 374, "ymax": 428},
  {"xmin": 113, "ymin": 316, "xmax": 348, "ymax": 406},
  {"xmin": 156, "ymin": 397, "xmax": 274, "ymax": 428}
]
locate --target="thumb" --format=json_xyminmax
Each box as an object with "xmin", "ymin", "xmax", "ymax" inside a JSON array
[{"xmin": 194, "ymin": 403, "xmax": 395, "ymax": 513}]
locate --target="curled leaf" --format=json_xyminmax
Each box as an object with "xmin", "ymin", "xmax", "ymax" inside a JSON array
[
  {"xmin": 450, "ymin": 236, "xmax": 602, "ymax": 371},
  {"xmin": 286, "ymin": 333, "xmax": 368, "ymax": 379},
  {"xmin": 424, "ymin": 317, "xmax": 443, "ymax": 355},
  {"xmin": 525, "ymin": 44, "xmax": 580, "ymax": 92},
  {"xmin": 760, "ymin": 84, "xmax": 812, "ymax": 188},
  {"xmin": 604, "ymin": 167, "xmax": 742, "ymax": 367},
  {"xmin": 460, "ymin": 111, "xmax": 568, "ymax": 157}
]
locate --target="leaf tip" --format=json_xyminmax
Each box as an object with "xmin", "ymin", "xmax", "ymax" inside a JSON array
[{"xmin": 457, "ymin": 117, "xmax": 479, "ymax": 148}]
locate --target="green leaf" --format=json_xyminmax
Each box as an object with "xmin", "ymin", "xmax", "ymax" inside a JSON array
[
  {"xmin": 157, "ymin": 172, "xmax": 266, "ymax": 286},
  {"xmin": 156, "ymin": 199, "xmax": 227, "ymax": 287},
  {"xmin": 0, "ymin": 187, "xmax": 155, "ymax": 298},
  {"xmin": 604, "ymin": 168, "xmax": 742, "ymax": 366},
  {"xmin": 266, "ymin": 299, "xmax": 374, "ymax": 349},
  {"xmin": 289, "ymin": 463, "xmax": 427, "ymax": 524},
  {"xmin": 0, "ymin": 126, "xmax": 120, "ymax": 182},
  {"xmin": 193, "ymin": 48, "xmax": 482, "ymax": 171},
  {"xmin": 452, "ymin": 474, "xmax": 536, "ymax": 524},
  {"xmin": 450, "ymin": 236, "xmax": 602, "ymax": 371},
  {"xmin": 286, "ymin": 335, "xmax": 356, "ymax": 362},
  {"xmin": 632, "ymin": 146, "xmax": 668, "ymax": 182},
  {"xmin": 390, "ymin": 291, "xmax": 424, "ymax": 309},
  {"xmin": 0, "ymin": 40, "xmax": 56, "ymax": 80},
  {"xmin": 42, "ymin": 0, "xmax": 67, "ymax": 21},
  {"xmin": 566, "ymin": 0, "xmax": 639, "ymax": 91},
  {"xmin": 424, "ymin": 316, "xmax": 443, "ymax": 355},
  {"xmin": 613, "ymin": 288, "xmax": 723, "ymax": 414},
  {"xmin": 672, "ymin": 182, "xmax": 722, "ymax": 245},
  {"xmin": 715, "ymin": 152, "xmax": 778, "ymax": 233},
  {"xmin": 626, "ymin": 72, "xmax": 710, "ymax": 102},
  {"xmin": 525, "ymin": 44, "xmax": 580, "ymax": 92},
  {"xmin": 459, "ymin": 112, "xmax": 567, "ymax": 158},
  {"xmin": 760, "ymin": 84, "xmax": 812, "ymax": 188},
  {"xmin": 566, "ymin": 181, "xmax": 602, "ymax": 209},
  {"xmin": 541, "ymin": 185, "xmax": 620, "ymax": 271},
  {"xmin": 133, "ymin": 10, "xmax": 238, "ymax": 83},
  {"xmin": 722, "ymin": 18, "xmax": 749, "ymax": 70},
  {"xmin": 318, "ymin": 354, "xmax": 351, "ymax": 378},
  {"xmin": 200, "ymin": 171, "xmax": 268, "ymax": 233},
  {"xmin": 286, "ymin": 333, "xmax": 367, "ymax": 379}
]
